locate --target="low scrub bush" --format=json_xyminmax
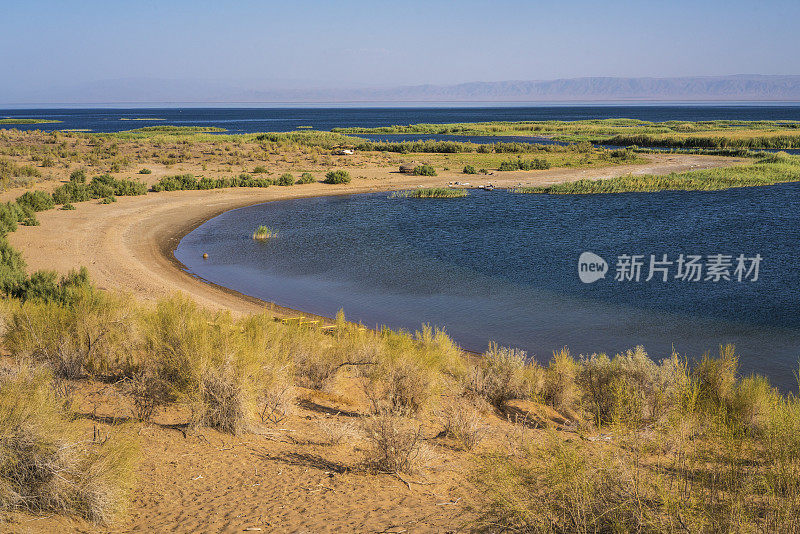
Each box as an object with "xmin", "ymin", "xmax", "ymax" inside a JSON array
[
  {"xmin": 53, "ymin": 174, "xmax": 146, "ymax": 204},
  {"xmin": 297, "ymin": 172, "xmax": 315, "ymax": 184},
  {"xmin": 16, "ymin": 190, "xmax": 54, "ymax": 212},
  {"xmin": 363, "ymin": 410, "xmax": 429, "ymax": 474},
  {"xmin": 463, "ymin": 165, "xmax": 477, "ymax": 174},
  {"xmin": 542, "ymin": 348, "xmax": 579, "ymax": 413},
  {"xmin": 435, "ymin": 395, "xmax": 486, "ymax": 450},
  {"xmin": 277, "ymin": 173, "xmax": 295, "ymax": 186},
  {"xmin": 140, "ymin": 297, "xmax": 289, "ymax": 434},
  {"xmin": 4, "ymin": 286, "xmax": 138, "ymax": 379},
  {"xmin": 468, "ymin": 343, "xmax": 541, "ymax": 408},
  {"xmin": 151, "ymin": 173, "xmax": 272, "ymax": 192},
  {"xmin": 412, "ymin": 164, "xmax": 437, "ymax": 176},
  {"xmin": 498, "ymin": 157, "xmax": 551, "ymax": 171},
  {"xmin": 323, "ymin": 170, "xmax": 351, "ymax": 184}
]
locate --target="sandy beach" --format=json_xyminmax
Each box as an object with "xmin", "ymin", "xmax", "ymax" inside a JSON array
[{"xmin": 7, "ymin": 153, "xmax": 742, "ymax": 318}]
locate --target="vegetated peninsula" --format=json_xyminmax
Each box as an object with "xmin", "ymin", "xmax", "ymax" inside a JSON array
[{"xmin": 0, "ymin": 118, "xmax": 61, "ymax": 124}]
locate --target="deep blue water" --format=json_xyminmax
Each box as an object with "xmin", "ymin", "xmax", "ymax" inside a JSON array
[
  {"xmin": 3, "ymin": 104, "xmax": 800, "ymax": 133},
  {"xmin": 176, "ymin": 186, "xmax": 800, "ymax": 391}
]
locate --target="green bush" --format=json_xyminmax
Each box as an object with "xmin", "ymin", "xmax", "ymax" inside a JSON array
[
  {"xmin": 277, "ymin": 173, "xmax": 295, "ymax": 186},
  {"xmin": 323, "ymin": 170, "xmax": 351, "ymax": 184},
  {"xmin": 252, "ymin": 165, "xmax": 268, "ymax": 174},
  {"xmin": 16, "ymin": 191, "xmax": 54, "ymax": 212},
  {"xmin": 463, "ymin": 165, "xmax": 477, "ymax": 174},
  {"xmin": 297, "ymin": 172, "xmax": 315, "ymax": 184},
  {"xmin": 138, "ymin": 168, "xmax": 152, "ymax": 175},
  {"xmin": 499, "ymin": 158, "xmax": 551, "ymax": 171},
  {"xmin": 61, "ymin": 203, "xmax": 76, "ymax": 211},
  {"xmin": 412, "ymin": 164, "xmax": 437, "ymax": 176},
  {"xmin": 69, "ymin": 169, "xmax": 87, "ymax": 183}
]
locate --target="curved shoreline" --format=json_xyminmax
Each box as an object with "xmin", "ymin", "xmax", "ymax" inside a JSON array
[{"xmin": 8, "ymin": 153, "xmax": 744, "ymax": 320}]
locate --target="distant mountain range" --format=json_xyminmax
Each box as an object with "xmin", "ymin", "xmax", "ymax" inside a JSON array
[{"xmin": 7, "ymin": 75, "xmax": 800, "ymax": 104}]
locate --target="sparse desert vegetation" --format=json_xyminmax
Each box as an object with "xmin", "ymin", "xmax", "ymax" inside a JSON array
[{"xmin": 0, "ymin": 123, "xmax": 797, "ymax": 531}]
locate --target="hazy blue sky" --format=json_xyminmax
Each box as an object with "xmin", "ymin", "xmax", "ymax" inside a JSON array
[{"xmin": 2, "ymin": 0, "xmax": 798, "ymax": 93}]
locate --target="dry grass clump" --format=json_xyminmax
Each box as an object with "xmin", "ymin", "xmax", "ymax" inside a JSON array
[
  {"xmin": 362, "ymin": 410, "xmax": 430, "ymax": 474},
  {"xmin": 362, "ymin": 324, "xmax": 462, "ymax": 415},
  {"xmin": 467, "ymin": 342, "xmax": 541, "ymax": 408},
  {"xmin": 541, "ymin": 348, "xmax": 580, "ymax": 413},
  {"xmin": 4, "ymin": 289, "xmax": 138, "ymax": 379},
  {"xmin": 319, "ymin": 417, "xmax": 359, "ymax": 446},
  {"xmin": 0, "ymin": 366, "xmax": 138, "ymax": 524},
  {"xmin": 435, "ymin": 395, "xmax": 486, "ymax": 450},
  {"xmin": 140, "ymin": 296, "xmax": 287, "ymax": 434}
]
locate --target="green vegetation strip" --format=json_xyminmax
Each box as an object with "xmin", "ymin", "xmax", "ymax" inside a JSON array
[
  {"xmin": 0, "ymin": 118, "xmax": 62, "ymax": 125},
  {"xmin": 334, "ymin": 119, "xmax": 800, "ymax": 149},
  {"xmin": 514, "ymin": 152, "xmax": 800, "ymax": 194},
  {"xmin": 391, "ymin": 187, "xmax": 468, "ymax": 198}
]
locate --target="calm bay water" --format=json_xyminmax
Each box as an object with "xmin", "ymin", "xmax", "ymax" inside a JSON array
[
  {"xmin": 3, "ymin": 104, "xmax": 800, "ymax": 133},
  {"xmin": 176, "ymin": 186, "xmax": 800, "ymax": 391}
]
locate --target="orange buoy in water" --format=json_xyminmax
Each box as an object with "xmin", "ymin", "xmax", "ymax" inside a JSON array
[{"xmin": 202, "ymin": 253, "xmax": 209, "ymax": 259}]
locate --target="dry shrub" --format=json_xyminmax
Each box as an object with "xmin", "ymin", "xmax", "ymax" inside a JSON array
[
  {"xmin": 4, "ymin": 290, "xmax": 139, "ymax": 379},
  {"xmin": 474, "ymin": 432, "xmax": 655, "ymax": 533},
  {"xmin": 286, "ymin": 330, "xmax": 338, "ymax": 390},
  {"xmin": 362, "ymin": 410, "xmax": 429, "ymax": 474},
  {"xmin": 542, "ymin": 348, "xmax": 579, "ymax": 413},
  {"xmin": 468, "ymin": 343, "xmax": 541, "ymax": 408},
  {"xmin": 577, "ymin": 346, "xmax": 687, "ymax": 427},
  {"xmin": 435, "ymin": 395, "xmax": 486, "ymax": 450},
  {"xmin": 141, "ymin": 296, "xmax": 289, "ymax": 434},
  {"xmin": 259, "ymin": 361, "xmax": 295, "ymax": 425},
  {"xmin": 0, "ymin": 366, "xmax": 138, "ymax": 524},
  {"xmin": 126, "ymin": 371, "xmax": 174, "ymax": 422},
  {"xmin": 319, "ymin": 417, "xmax": 358, "ymax": 445},
  {"xmin": 694, "ymin": 343, "xmax": 739, "ymax": 407}
]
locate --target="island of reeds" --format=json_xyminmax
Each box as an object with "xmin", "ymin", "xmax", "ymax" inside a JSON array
[
  {"xmin": 391, "ymin": 187, "xmax": 468, "ymax": 198},
  {"xmin": 0, "ymin": 118, "xmax": 62, "ymax": 125},
  {"xmin": 252, "ymin": 225, "xmax": 277, "ymax": 240}
]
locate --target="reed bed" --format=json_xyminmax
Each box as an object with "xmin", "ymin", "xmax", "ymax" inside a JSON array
[
  {"xmin": 514, "ymin": 152, "xmax": 800, "ymax": 194},
  {"xmin": 252, "ymin": 225, "xmax": 277, "ymax": 240},
  {"xmin": 391, "ymin": 187, "xmax": 468, "ymax": 199}
]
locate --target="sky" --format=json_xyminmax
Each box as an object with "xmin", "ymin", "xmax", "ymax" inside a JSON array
[{"xmin": 2, "ymin": 0, "xmax": 799, "ymax": 101}]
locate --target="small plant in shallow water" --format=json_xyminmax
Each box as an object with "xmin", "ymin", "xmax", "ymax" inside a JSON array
[{"xmin": 252, "ymin": 225, "xmax": 277, "ymax": 240}]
